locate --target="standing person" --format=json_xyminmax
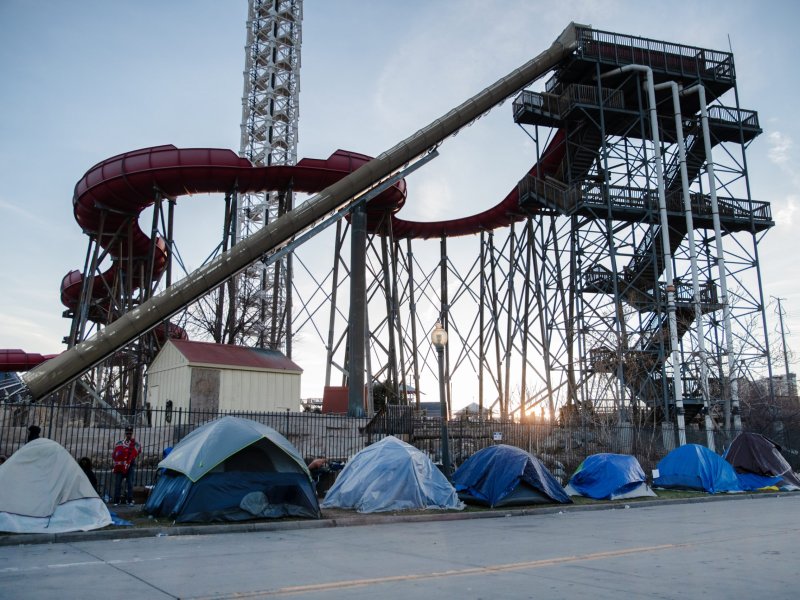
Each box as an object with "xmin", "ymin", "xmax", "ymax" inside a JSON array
[
  {"xmin": 112, "ymin": 427, "xmax": 140, "ymax": 506},
  {"xmin": 26, "ymin": 425, "xmax": 41, "ymax": 442},
  {"xmin": 78, "ymin": 456, "xmax": 99, "ymax": 493},
  {"xmin": 306, "ymin": 455, "xmax": 329, "ymax": 496}
]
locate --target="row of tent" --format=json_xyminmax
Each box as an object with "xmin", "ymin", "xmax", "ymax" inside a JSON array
[
  {"xmin": 653, "ymin": 435, "xmax": 800, "ymax": 494},
  {"xmin": 1, "ymin": 416, "xmax": 798, "ymax": 532},
  {"xmin": 320, "ymin": 433, "xmax": 799, "ymax": 511}
]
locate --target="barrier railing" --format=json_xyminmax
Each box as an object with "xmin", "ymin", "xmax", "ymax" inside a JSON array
[
  {"xmin": 571, "ymin": 26, "xmax": 735, "ymax": 85},
  {"xmin": 1, "ymin": 403, "xmax": 796, "ymax": 499}
]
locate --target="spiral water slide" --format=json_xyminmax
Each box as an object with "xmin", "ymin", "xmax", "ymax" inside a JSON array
[
  {"xmin": 19, "ymin": 23, "xmax": 581, "ymax": 400},
  {"xmin": 2, "ymin": 147, "xmax": 405, "ymax": 373},
  {"xmin": 64, "ymin": 145, "xmax": 406, "ymax": 321}
]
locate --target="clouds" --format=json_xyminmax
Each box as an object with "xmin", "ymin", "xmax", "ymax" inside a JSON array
[
  {"xmin": 409, "ymin": 176, "xmax": 456, "ymax": 222},
  {"xmin": 767, "ymin": 131, "xmax": 793, "ymax": 166},
  {"xmin": 763, "ymin": 130, "xmax": 799, "ymax": 226},
  {"xmin": 0, "ymin": 199, "xmax": 51, "ymax": 227},
  {"xmin": 773, "ymin": 195, "xmax": 797, "ymax": 227}
]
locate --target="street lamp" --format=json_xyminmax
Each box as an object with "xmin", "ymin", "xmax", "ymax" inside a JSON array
[{"xmin": 431, "ymin": 321, "xmax": 451, "ymax": 479}]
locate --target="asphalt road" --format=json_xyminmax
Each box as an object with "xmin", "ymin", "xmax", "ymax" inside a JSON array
[{"xmin": 1, "ymin": 494, "xmax": 798, "ymax": 599}]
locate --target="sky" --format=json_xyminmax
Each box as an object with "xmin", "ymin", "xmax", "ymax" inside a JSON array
[{"xmin": 1, "ymin": 0, "xmax": 798, "ymax": 406}]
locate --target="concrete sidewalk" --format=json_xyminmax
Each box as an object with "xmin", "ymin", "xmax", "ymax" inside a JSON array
[{"xmin": 0, "ymin": 491, "xmax": 787, "ymax": 548}]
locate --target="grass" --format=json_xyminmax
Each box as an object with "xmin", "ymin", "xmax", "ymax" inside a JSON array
[{"xmin": 114, "ymin": 488, "xmax": 785, "ymax": 530}]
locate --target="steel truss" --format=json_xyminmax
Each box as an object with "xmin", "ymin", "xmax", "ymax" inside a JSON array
[
  {"xmin": 236, "ymin": 0, "xmax": 302, "ymax": 351},
  {"xmin": 293, "ymin": 220, "xmax": 583, "ymax": 422},
  {"xmin": 57, "ymin": 25, "xmax": 775, "ymax": 440},
  {"xmin": 61, "ymin": 186, "xmax": 242, "ymax": 417},
  {"xmin": 288, "ymin": 28, "xmax": 775, "ymax": 438},
  {"xmin": 62, "ymin": 193, "xmax": 187, "ymax": 418}
]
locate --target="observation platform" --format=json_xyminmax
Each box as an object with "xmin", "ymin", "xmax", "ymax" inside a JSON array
[
  {"xmin": 553, "ymin": 26, "xmax": 736, "ymax": 103},
  {"xmin": 513, "ymin": 25, "xmax": 747, "ymax": 132},
  {"xmin": 580, "ymin": 267, "xmax": 722, "ymax": 312},
  {"xmin": 512, "ymin": 26, "xmax": 767, "ymax": 235},
  {"xmin": 513, "ymin": 88, "xmax": 761, "ymax": 144},
  {"xmin": 517, "ymin": 176, "xmax": 774, "ymax": 233}
]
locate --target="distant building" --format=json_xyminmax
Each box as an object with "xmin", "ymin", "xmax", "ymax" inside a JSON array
[
  {"xmin": 773, "ymin": 373, "xmax": 798, "ymax": 398},
  {"xmin": 411, "ymin": 401, "xmax": 494, "ymax": 419},
  {"xmin": 417, "ymin": 401, "xmax": 442, "ymax": 417},
  {"xmin": 301, "ymin": 398, "xmax": 323, "ymax": 413},
  {"xmin": 146, "ymin": 340, "xmax": 302, "ymax": 419},
  {"xmin": 752, "ymin": 373, "xmax": 797, "ymax": 400},
  {"xmin": 454, "ymin": 402, "xmax": 494, "ymax": 419}
]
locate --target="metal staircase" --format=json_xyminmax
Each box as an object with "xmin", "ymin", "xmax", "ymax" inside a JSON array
[{"xmin": 510, "ymin": 27, "xmax": 773, "ymax": 421}]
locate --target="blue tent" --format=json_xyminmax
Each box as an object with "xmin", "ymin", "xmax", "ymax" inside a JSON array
[
  {"xmin": 145, "ymin": 416, "xmax": 320, "ymax": 522},
  {"xmin": 321, "ymin": 436, "xmax": 463, "ymax": 513},
  {"xmin": 653, "ymin": 444, "xmax": 741, "ymax": 494},
  {"xmin": 735, "ymin": 472, "xmax": 783, "ymax": 491},
  {"xmin": 452, "ymin": 444, "xmax": 572, "ymax": 507},
  {"xmin": 566, "ymin": 453, "xmax": 656, "ymax": 500}
]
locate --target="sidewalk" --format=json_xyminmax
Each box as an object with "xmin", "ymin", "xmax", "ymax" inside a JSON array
[{"xmin": 0, "ymin": 491, "xmax": 784, "ymax": 548}]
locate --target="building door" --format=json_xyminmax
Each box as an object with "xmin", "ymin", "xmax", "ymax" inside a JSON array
[{"xmin": 189, "ymin": 368, "xmax": 220, "ymax": 423}]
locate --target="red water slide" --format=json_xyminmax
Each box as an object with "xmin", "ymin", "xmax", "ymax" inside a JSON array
[
  {"xmin": 58, "ymin": 145, "xmax": 406, "ymax": 319},
  {"xmin": 1, "ymin": 130, "xmax": 565, "ymax": 372},
  {"xmin": 390, "ymin": 129, "xmax": 565, "ymax": 239},
  {"xmin": 0, "ymin": 350, "xmax": 59, "ymax": 372},
  {"xmin": 1, "ymin": 145, "xmax": 406, "ymax": 372}
]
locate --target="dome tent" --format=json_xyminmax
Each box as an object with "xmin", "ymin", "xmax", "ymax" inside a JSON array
[
  {"xmin": 565, "ymin": 453, "xmax": 656, "ymax": 500},
  {"xmin": 452, "ymin": 444, "xmax": 572, "ymax": 507},
  {"xmin": 145, "ymin": 416, "xmax": 319, "ymax": 522},
  {"xmin": 724, "ymin": 432, "xmax": 800, "ymax": 491},
  {"xmin": 0, "ymin": 438, "xmax": 112, "ymax": 533},
  {"xmin": 653, "ymin": 444, "xmax": 741, "ymax": 494},
  {"xmin": 321, "ymin": 436, "xmax": 463, "ymax": 513}
]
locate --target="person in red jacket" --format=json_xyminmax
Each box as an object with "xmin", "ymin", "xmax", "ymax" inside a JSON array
[{"xmin": 112, "ymin": 426, "xmax": 140, "ymax": 506}]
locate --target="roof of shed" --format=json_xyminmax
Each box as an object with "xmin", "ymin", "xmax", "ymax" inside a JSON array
[{"xmin": 168, "ymin": 339, "xmax": 302, "ymax": 373}]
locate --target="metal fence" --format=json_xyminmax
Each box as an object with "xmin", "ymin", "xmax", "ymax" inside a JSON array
[
  {"xmin": 0, "ymin": 404, "xmax": 368, "ymax": 500},
  {"xmin": 1, "ymin": 403, "xmax": 797, "ymax": 501}
]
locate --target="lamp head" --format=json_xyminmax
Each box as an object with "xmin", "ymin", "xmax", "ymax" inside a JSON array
[{"xmin": 431, "ymin": 322, "xmax": 448, "ymax": 348}]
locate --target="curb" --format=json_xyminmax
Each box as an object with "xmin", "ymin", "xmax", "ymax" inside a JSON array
[{"xmin": 0, "ymin": 492, "xmax": 792, "ymax": 547}]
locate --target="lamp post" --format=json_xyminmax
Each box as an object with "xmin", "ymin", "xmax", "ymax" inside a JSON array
[{"xmin": 431, "ymin": 321, "xmax": 451, "ymax": 479}]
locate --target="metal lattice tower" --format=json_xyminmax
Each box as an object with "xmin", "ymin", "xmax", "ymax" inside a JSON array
[
  {"xmin": 510, "ymin": 28, "xmax": 772, "ymax": 440},
  {"xmin": 238, "ymin": 0, "xmax": 303, "ymax": 352},
  {"xmin": 289, "ymin": 26, "xmax": 774, "ymax": 447}
]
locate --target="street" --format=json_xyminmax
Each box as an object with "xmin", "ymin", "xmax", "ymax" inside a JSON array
[{"xmin": 1, "ymin": 495, "xmax": 798, "ymax": 599}]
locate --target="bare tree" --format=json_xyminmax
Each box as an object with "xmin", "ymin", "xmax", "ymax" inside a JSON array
[{"xmin": 184, "ymin": 276, "xmax": 285, "ymax": 348}]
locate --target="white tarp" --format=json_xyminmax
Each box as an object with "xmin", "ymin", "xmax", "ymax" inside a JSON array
[
  {"xmin": 0, "ymin": 438, "xmax": 111, "ymax": 533},
  {"xmin": 321, "ymin": 436, "xmax": 464, "ymax": 513}
]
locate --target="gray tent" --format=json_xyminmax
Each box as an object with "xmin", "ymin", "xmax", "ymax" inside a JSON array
[
  {"xmin": 145, "ymin": 416, "xmax": 320, "ymax": 522},
  {"xmin": 0, "ymin": 439, "xmax": 111, "ymax": 533},
  {"xmin": 321, "ymin": 436, "xmax": 464, "ymax": 513}
]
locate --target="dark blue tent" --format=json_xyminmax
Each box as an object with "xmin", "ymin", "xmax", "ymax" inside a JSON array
[
  {"xmin": 145, "ymin": 417, "xmax": 320, "ymax": 522},
  {"xmin": 653, "ymin": 444, "xmax": 741, "ymax": 494},
  {"xmin": 453, "ymin": 444, "xmax": 572, "ymax": 507},
  {"xmin": 566, "ymin": 453, "xmax": 655, "ymax": 500}
]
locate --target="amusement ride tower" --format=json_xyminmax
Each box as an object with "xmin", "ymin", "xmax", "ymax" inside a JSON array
[{"xmin": 237, "ymin": 0, "xmax": 303, "ymax": 353}]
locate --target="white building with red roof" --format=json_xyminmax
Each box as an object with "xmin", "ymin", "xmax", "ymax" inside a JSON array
[{"xmin": 146, "ymin": 340, "xmax": 303, "ymax": 416}]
